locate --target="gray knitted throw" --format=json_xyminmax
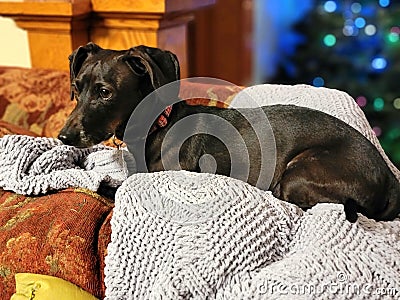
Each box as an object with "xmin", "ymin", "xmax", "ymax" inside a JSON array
[
  {"xmin": 105, "ymin": 171, "xmax": 400, "ymax": 299},
  {"xmin": 104, "ymin": 84, "xmax": 400, "ymax": 299},
  {"xmin": 0, "ymin": 135, "xmax": 128, "ymax": 195}
]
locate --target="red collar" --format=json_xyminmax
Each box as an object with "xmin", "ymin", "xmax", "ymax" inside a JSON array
[{"xmin": 149, "ymin": 105, "xmax": 172, "ymax": 134}]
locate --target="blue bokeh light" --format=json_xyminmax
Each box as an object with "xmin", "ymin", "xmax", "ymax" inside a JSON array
[
  {"xmin": 379, "ymin": 0, "xmax": 390, "ymax": 8},
  {"xmin": 355, "ymin": 17, "xmax": 366, "ymax": 28},
  {"xmin": 324, "ymin": 1, "xmax": 337, "ymax": 13},
  {"xmin": 351, "ymin": 3, "xmax": 362, "ymax": 14},
  {"xmin": 313, "ymin": 76, "xmax": 325, "ymax": 87},
  {"xmin": 371, "ymin": 57, "xmax": 388, "ymax": 70}
]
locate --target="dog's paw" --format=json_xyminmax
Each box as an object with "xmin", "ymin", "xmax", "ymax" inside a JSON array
[{"xmin": 344, "ymin": 199, "xmax": 359, "ymax": 223}]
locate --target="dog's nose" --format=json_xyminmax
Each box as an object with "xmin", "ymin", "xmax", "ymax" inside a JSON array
[{"xmin": 58, "ymin": 134, "xmax": 73, "ymax": 145}]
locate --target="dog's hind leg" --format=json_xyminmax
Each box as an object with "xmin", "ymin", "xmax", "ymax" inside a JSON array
[{"xmin": 271, "ymin": 148, "xmax": 383, "ymax": 222}]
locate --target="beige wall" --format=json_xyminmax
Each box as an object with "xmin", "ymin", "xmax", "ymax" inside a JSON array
[{"xmin": 0, "ymin": 13, "xmax": 31, "ymax": 68}]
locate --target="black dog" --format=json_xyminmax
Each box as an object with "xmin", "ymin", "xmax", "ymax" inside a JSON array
[{"xmin": 58, "ymin": 42, "xmax": 400, "ymax": 222}]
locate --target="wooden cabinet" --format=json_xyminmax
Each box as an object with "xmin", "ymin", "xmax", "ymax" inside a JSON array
[{"xmin": 0, "ymin": 0, "xmax": 215, "ymax": 77}]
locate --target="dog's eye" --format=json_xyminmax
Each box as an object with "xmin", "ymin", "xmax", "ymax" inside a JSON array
[{"xmin": 99, "ymin": 87, "xmax": 112, "ymax": 100}]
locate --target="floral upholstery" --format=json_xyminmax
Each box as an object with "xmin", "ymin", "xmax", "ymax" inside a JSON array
[
  {"xmin": 0, "ymin": 66, "xmax": 242, "ymax": 299},
  {"xmin": 0, "ymin": 67, "xmax": 74, "ymax": 138},
  {"xmin": 0, "ymin": 187, "xmax": 114, "ymax": 299}
]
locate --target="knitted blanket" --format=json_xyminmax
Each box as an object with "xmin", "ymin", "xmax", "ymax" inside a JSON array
[
  {"xmin": 0, "ymin": 135, "xmax": 129, "ymax": 195},
  {"xmin": 105, "ymin": 84, "xmax": 400, "ymax": 299},
  {"xmin": 105, "ymin": 171, "xmax": 400, "ymax": 299}
]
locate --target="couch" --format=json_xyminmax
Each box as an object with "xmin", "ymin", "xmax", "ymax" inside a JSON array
[
  {"xmin": 0, "ymin": 66, "xmax": 399, "ymax": 299},
  {"xmin": 0, "ymin": 66, "xmax": 242, "ymax": 299}
]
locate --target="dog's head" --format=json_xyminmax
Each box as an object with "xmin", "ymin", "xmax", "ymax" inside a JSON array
[{"xmin": 58, "ymin": 42, "xmax": 180, "ymax": 147}]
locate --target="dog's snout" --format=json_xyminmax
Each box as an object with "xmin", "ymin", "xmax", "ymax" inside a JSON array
[
  {"xmin": 57, "ymin": 122, "xmax": 83, "ymax": 146},
  {"xmin": 58, "ymin": 133, "xmax": 76, "ymax": 146}
]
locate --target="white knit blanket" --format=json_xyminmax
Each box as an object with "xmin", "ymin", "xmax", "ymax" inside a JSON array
[
  {"xmin": 0, "ymin": 135, "xmax": 129, "ymax": 195},
  {"xmin": 105, "ymin": 84, "xmax": 400, "ymax": 299},
  {"xmin": 106, "ymin": 171, "xmax": 400, "ymax": 299}
]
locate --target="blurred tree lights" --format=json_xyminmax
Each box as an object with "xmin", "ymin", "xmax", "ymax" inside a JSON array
[{"xmin": 273, "ymin": 0, "xmax": 400, "ymax": 167}]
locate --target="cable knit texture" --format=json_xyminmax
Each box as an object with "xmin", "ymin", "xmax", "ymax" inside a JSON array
[
  {"xmin": 105, "ymin": 84, "xmax": 400, "ymax": 299},
  {"xmin": 0, "ymin": 135, "xmax": 128, "ymax": 195}
]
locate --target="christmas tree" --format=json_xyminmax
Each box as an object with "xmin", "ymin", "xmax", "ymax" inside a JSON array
[{"xmin": 272, "ymin": 0, "xmax": 400, "ymax": 167}]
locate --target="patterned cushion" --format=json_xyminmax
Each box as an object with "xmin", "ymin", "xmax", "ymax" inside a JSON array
[
  {"xmin": 98, "ymin": 212, "xmax": 113, "ymax": 298},
  {"xmin": 0, "ymin": 120, "xmax": 39, "ymax": 138},
  {"xmin": 0, "ymin": 67, "xmax": 74, "ymax": 138},
  {"xmin": 0, "ymin": 188, "xmax": 114, "ymax": 299}
]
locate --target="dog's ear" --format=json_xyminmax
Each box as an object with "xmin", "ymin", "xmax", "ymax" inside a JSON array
[
  {"xmin": 68, "ymin": 42, "xmax": 101, "ymax": 100},
  {"xmin": 123, "ymin": 45, "xmax": 180, "ymax": 92}
]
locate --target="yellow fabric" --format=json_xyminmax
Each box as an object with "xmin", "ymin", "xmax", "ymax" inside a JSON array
[{"xmin": 10, "ymin": 273, "xmax": 98, "ymax": 300}]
